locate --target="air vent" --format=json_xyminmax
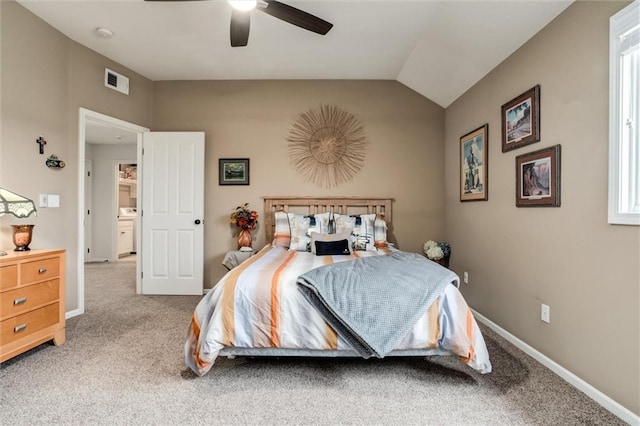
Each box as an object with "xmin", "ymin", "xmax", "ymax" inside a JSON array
[{"xmin": 104, "ymin": 68, "xmax": 129, "ymax": 95}]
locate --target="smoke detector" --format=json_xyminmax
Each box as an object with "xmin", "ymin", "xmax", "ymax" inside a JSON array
[{"xmin": 96, "ymin": 27, "xmax": 115, "ymax": 38}]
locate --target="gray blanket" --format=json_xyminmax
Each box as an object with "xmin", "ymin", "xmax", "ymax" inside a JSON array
[{"xmin": 296, "ymin": 251, "xmax": 459, "ymax": 358}]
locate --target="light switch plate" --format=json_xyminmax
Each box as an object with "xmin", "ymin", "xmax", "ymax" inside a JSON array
[
  {"xmin": 48, "ymin": 194, "xmax": 60, "ymax": 208},
  {"xmin": 39, "ymin": 194, "xmax": 48, "ymax": 208},
  {"xmin": 541, "ymin": 304, "xmax": 550, "ymax": 323}
]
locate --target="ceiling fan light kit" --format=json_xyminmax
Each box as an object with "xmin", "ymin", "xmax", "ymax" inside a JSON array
[
  {"xmin": 146, "ymin": 0, "xmax": 332, "ymax": 48},
  {"xmin": 229, "ymin": 1, "xmax": 257, "ymax": 12}
]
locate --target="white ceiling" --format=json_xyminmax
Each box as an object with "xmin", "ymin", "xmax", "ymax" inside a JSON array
[
  {"xmin": 18, "ymin": 0, "xmax": 572, "ymax": 144},
  {"xmin": 85, "ymin": 119, "xmax": 140, "ymax": 145}
]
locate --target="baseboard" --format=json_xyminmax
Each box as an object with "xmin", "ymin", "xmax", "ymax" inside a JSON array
[
  {"xmin": 65, "ymin": 308, "xmax": 82, "ymax": 320},
  {"xmin": 472, "ymin": 310, "xmax": 639, "ymax": 426}
]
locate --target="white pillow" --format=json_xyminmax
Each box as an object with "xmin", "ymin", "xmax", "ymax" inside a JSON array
[
  {"xmin": 335, "ymin": 214, "xmax": 355, "ymax": 235},
  {"xmin": 372, "ymin": 214, "xmax": 389, "ymax": 248},
  {"xmin": 314, "ymin": 212, "xmax": 332, "ymax": 233},
  {"xmin": 353, "ymin": 214, "xmax": 388, "ymax": 251},
  {"xmin": 271, "ymin": 211, "xmax": 291, "ymax": 248},
  {"xmin": 287, "ymin": 213, "xmax": 312, "ymax": 251}
]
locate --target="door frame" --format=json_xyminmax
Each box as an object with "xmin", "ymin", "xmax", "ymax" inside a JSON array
[
  {"xmin": 84, "ymin": 159, "xmax": 93, "ymax": 263},
  {"xmin": 75, "ymin": 108, "xmax": 148, "ymax": 317}
]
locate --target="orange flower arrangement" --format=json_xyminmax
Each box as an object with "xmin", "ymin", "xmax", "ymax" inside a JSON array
[{"xmin": 230, "ymin": 203, "xmax": 258, "ymax": 230}]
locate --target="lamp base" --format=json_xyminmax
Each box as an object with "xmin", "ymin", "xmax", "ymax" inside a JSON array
[{"xmin": 12, "ymin": 224, "xmax": 34, "ymax": 252}]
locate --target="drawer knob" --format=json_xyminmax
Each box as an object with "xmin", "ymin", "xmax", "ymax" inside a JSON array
[
  {"xmin": 14, "ymin": 297, "xmax": 27, "ymax": 305},
  {"xmin": 14, "ymin": 323, "xmax": 27, "ymax": 333},
  {"xmin": 38, "ymin": 267, "xmax": 48, "ymax": 274}
]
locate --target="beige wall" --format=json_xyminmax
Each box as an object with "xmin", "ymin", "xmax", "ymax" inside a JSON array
[
  {"xmin": 445, "ymin": 1, "xmax": 639, "ymax": 415},
  {"xmin": 152, "ymin": 80, "xmax": 445, "ymax": 286},
  {"xmin": 0, "ymin": 1, "xmax": 153, "ymax": 311}
]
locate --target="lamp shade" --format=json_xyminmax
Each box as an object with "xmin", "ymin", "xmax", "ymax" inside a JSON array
[{"xmin": 0, "ymin": 188, "xmax": 37, "ymax": 218}]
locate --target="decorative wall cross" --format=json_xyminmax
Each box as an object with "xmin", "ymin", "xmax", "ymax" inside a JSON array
[{"xmin": 36, "ymin": 136, "xmax": 47, "ymax": 154}]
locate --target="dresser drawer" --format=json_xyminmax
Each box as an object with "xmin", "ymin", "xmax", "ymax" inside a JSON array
[
  {"xmin": 1, "ymin": 303, "xmax": 59, "ymax": 346},
  {"xmin": 0, "ymin": 264, "xmax": 18, "ymax": 291},
  {"xmin": 21, "ymin": 258, "xmax": 60, "ymax": 285},
  {"xmin": 0, "ymin": 279, "xmax": 59, "ymax": 321}
]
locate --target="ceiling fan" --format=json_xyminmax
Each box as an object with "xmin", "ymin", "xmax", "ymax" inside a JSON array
[{"xmin": 146, "ymin": 0, "xmax": 333, "ymax": 48}]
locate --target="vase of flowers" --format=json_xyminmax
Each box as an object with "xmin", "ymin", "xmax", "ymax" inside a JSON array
[
  {"xmin": 423, "ymin": 240, "xmax": 451, "ymax": 268},
  {"xmin": 230, "ymin": 203, "xmax": 259, "ymax": 249}
]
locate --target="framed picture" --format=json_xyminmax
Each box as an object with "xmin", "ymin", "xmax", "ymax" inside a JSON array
[
  {"xmin": 460, "ymin": 124, "xmax": 489, "ymax": 202},
  {"xmin": 501, "ymin": 85, "xmax": 540, "ymax": 152},
  {"xmin": 515, "ymin": 145, "xmax": 560, "ymax": 207},
  {"xmin": 219, "ymin": 158, "xmax": 250, "ymax": 185}
]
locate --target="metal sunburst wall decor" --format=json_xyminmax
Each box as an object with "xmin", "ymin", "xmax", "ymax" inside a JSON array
[{"xmin": 288, "ymin": 104, "xmax": 368, "ymax": 188}]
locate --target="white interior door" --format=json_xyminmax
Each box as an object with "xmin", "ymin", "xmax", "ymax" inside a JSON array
[{"xmin": 141, "ymin": 132, "xmax": 205, "ymax": 295}]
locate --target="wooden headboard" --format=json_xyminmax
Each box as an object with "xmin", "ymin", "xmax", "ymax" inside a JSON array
[{"xmin": 263, "ymin": 196, "xmax": 393, "ymax": 242}]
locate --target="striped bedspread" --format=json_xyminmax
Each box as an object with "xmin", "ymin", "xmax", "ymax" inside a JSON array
[{"xmin": 185, "ymin": 245, "xmax": 492, "ymax": 376}]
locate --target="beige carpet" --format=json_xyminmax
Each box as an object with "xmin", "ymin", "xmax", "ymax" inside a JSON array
[{"xmin": 0, "ymin": 261, "xmax": 625, "ymax": 425}]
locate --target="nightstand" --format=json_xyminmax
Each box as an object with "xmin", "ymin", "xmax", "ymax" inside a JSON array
[{"xmin": 222, "ymin": 249, "xmax": 253, "ymax": 270}]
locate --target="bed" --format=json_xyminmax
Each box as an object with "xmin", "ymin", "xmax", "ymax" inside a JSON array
[{"xmin": 185, "ymin": 196, "xmax": 491, "ymax": 376}]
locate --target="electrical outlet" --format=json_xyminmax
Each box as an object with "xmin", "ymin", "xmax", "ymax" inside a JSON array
[
  {"xmin": 541, "ymin": 304, "xmax": 550, "ymax": 323},
  {"xmin": 463, "ymin": 271, "xmax": 469, "ymax": 284}
]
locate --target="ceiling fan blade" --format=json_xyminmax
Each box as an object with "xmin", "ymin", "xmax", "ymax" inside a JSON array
[
  {"xmin": 259, "ymin": 1, "xmax": 333, "ymax": 35},
  {"xmin": 230, "ymin": 9, "xmax": 251, "ymax": 47}
]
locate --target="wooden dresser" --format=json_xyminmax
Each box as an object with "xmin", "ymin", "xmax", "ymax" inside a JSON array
[{"xmin": 0, "ymin": 249, "xmax": 65, "ymax": 363}]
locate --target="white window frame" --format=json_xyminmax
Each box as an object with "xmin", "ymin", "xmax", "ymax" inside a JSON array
[{"xmin": 609, "ymin": 0, "xmax": 640, "ymax": 225}]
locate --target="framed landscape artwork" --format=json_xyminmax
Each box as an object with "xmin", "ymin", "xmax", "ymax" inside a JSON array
[
  {"xmin": 515, "ymin": 145, "xmax": 561, "ymax": 207},
  {"xmin": 501, "ymin": 85, "xmax": 540, "ymax": 152},
  {"xmin": 460, "ymin": 124, "xmax": 489, "ymax": 202},
  {"xmin": 219, "ymin": 158, "xmax": 250, "ymax": 185}
]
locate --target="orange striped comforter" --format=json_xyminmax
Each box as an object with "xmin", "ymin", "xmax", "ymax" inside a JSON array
[{"xmin": 185, "ymin": 245, "xmax": 491, "ymax": 376}]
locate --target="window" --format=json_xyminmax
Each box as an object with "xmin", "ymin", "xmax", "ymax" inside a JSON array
[{"xmin": 609, "ymin": 0, "xmax": 640, "ymax": 225}]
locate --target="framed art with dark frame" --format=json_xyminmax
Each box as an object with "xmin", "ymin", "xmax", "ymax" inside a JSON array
[
  {"xmin": 460, "ymin": 124, "xmax": 489, "ymax": 202},
  {"xmin": 501, "ymin": 85, "xmax": 540, "ymax": 152},
  {"xmin": 219, "ymin": 158, "xmax": 250, "ymax": 185},
  {"xmin": 515, "ymin": 145, "xmax": 561, "ymax": 207}
]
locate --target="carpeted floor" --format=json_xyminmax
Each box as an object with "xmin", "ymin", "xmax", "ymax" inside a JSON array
[{"xmin": 0, "ymin": 261, "xmax": 625, "ymax": 425}]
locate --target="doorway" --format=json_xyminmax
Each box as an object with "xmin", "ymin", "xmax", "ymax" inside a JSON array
[
  {"xmin": 116, "ymin": 162, "xmax": 138, "ymax": 263},
  {"xmin": 76, "ymin": 108, "xmax": 149, "ymax": 317}
]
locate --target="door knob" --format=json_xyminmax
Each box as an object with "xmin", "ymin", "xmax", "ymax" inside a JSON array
[{"xmin": 194, "ymin": 219, "xmax": 202, "ymax": 225}]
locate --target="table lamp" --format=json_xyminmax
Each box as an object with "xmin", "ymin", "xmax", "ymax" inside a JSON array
[{"xmin": 0, "ymin": 188, "xmax": 37, "ymax": 255}]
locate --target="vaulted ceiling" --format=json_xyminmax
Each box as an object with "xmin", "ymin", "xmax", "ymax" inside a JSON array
[{"xmin": 18, "ymin": 0, "xmax": 572, "ymax": 108}]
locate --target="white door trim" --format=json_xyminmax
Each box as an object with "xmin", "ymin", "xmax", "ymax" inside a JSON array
[
  {"xmin": 84, "ymin": 159, "xmax": 93, "ymax": 263},
  {"xmin": 74, "ymin": 108, "xmax": 148, "ymax": 318}
]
